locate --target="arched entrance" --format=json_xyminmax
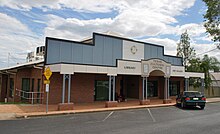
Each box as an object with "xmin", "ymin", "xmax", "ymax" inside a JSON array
[
  {"xmin": 147, "ymin": 70, "xmax": 165, "ymax": 98},
  {"xmin": 141, "ymin": 59, "xmax": 172, "ymax": 104}
]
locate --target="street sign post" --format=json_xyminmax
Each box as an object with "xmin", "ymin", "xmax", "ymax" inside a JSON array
[
  {"xmin": 44, "ymin": 67, "xmax": 52, "ymax": 113},
  {"xmin": 44, "ymin": 67, "xmax": 52, "ymax": 80}
]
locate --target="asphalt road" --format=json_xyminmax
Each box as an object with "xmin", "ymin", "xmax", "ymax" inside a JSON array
[{"xmin": 1, "ymin": 102, "xmax": 220, "ymax": 134}]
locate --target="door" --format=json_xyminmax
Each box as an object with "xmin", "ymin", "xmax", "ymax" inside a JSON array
[
  {"xmin": 95, "ymin": 81, "xmax": 109, "ymax": 101},
  {"xmin": 22, "ymin": 78, "xmax": 30, "ymax": 100},
  {"xmin": 147, "ymin": 81, "xmax": 158, "ymax": 97}
]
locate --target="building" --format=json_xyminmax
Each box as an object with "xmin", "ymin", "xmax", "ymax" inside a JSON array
[
  {"xmin": 209, "ymin": 72, "xmax": 220, "ymax": 97},
  {"xmin": 27, "ymin": 46, "xmax": 45, "ymax": 62},
  {"xmin": 0, "ymin": 60, "xmax": 44, "ymax": 103},
  {"xmin": 44, "ymin": 32, "xmax": 204, "ymax": 109},
  {"xmin": 0, "ymin": 32, "xmax": 205, "ymax": 109}
]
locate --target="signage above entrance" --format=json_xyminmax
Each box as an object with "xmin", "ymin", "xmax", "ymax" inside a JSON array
[{"xmin": 141, "ymin": 59, "xmax": 171, "ymax": 77}]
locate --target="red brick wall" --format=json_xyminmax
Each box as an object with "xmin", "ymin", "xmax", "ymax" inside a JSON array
[
  {"xmin": 14, "ymin": 68, "xmax": 43, "ymax": 103},
  {"xmin": 0, "ymin": 74, "xmax": 8, "ymax": 102},
  {"xmin": 45, "ymin": 73, "xmax": 109, "ymax": 104},
  {"xmin": 43, "ymin": 73, "xmax": 185, "ymax": 104}
]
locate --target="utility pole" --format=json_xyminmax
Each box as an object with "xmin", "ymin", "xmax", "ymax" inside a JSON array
[{"xmin": 7, "ymin": 52, "xmax": 10, "ymax": 67}]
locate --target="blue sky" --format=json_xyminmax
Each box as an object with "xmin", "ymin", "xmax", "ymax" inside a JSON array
[{"xmin": 0, "ymin": 0, "xmax": 219, "ymax": 68}]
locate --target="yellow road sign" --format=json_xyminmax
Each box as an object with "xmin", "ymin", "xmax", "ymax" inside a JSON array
[
  {"xmin": 44, "ymin": 67, "xmax": 52, "ymax": 80},
  {"xmin": 44, "ymin": 80, "xmax": 50, "ymax": 84}
]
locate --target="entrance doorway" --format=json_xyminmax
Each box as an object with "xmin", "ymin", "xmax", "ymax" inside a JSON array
[
  {"xmin": 94, "ymin": 80, "xmax": 109, "ymax": 101},
  {"xmin": 121, "ymin": 75, "xmax": 139, "ymax": 99},
  {"xmin": 147, "ymin": 81, "xmax": 158, "ymax": 97}
]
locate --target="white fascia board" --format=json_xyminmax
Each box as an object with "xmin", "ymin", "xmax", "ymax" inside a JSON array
[{"xmin": 185, "ymin": 72, "xmax": 205, "ymax": 79}]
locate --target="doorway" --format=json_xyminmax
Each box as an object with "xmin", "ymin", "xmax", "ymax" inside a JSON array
[{"xmin": 94, "ymin": 80, "xmax": 109, "ymax": 101}]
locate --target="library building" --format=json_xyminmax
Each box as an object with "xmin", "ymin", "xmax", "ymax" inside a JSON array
[{"xmin": 45, "ymin": 32, "xmax": 204, "ymax": 109}]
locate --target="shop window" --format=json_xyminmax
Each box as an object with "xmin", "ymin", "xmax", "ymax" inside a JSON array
[
  {"xmin": 95, "ymin": 81, "xmax": 109, "ymax": 101},
  {"xmin": 169, "ymin": 81, "xmax": 180, "ymax": 96}
]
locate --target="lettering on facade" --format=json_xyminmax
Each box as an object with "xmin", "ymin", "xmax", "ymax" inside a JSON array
[
  {"xmin": 150, "ymin": 59, "xmax": 165, "ymax": 70},
  {"xmin": 124, "ymin": 66, "xmax": 136, "ymax": 69},
  {"xmin": 172, "ymin": 70, "xmax": 183, "ymax": 73}
]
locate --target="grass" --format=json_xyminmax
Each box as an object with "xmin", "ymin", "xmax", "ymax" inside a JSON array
[{"xmin": 0, "ymin": 102, "xmax": 29, "ymax": 105}]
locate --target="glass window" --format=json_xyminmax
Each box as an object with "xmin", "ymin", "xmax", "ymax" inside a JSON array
[
  {"xmin": 95, "ymin": 81, "xmax": 109, "ymax": 101},
  {"xmin": 37, "ymin": 79, "xmax": 41, "ymax": 103},
  {"xmin": 31, "ymin": 78, "xmax": 34, "ymax": 92},
  {"xmin": 169, "ymin": 81, "xmax": 180, "ymax": 96},
  {"xmin": 9, "ymin": 78, "xmax": 14, "ymax": 97},
  {"xmin": 22, "ymin": 78, "xmax": 30, "ymax": 99}
]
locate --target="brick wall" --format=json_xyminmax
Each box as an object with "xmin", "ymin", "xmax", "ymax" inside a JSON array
[
  {"xmin": 14, "ymin": 68, "xmax": 43, "ymax": 103},
  {"xmin": 45, "ymin": 73, "xmax": 109, "ymax": 104}
]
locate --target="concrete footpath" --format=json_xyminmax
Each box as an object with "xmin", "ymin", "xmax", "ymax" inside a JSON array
[{"xmin": 0, "ymin": 98, "xmax": 220, "ymax": 120}]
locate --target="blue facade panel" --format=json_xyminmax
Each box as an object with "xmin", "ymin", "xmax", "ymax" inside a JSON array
[
  {"xmin": 83, "ymin": 45, "xmax": 93, "ymax": 64},
  {"xmin": 47, "ymin": 40, "xmax": 60, "ymax": 64},
  {"xmin": 60, "ymin": 41, "xmax": 72, "ymax": 63},
  {"xmin": 72, "ymin": 44, "xmax": 83, "ymax": 63},
  {"xmin": 46, "ymin": 33, "xmax": 182, "ymax": 66},
  {"xmin": 46, "ymin": 34, "xmax": 123, "ymax": 66}
]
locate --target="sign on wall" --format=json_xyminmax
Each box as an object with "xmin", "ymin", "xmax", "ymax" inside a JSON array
[
  {"xmin": 117, "ymin": 60, "xmax": 141, "ymax": 75},
  {"xmin": 141, "ymin": 59, "xmax": 171, "ymax": 77},
  {"xmin": 122, "ymin": 40, "xmax": 144, "ymax": 61}
]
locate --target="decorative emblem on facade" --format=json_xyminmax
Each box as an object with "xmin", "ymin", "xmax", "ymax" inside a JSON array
[{"xmin": 130, "ymin": 45, "xmax": 137, "ymax": 54}]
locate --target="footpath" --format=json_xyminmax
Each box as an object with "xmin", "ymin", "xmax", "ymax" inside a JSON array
[{"xmin": 0, "ymin": 98, "xmax": 219, "ymax": 120}]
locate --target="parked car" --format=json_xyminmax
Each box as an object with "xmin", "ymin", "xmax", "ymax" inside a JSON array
[{"xmin": 176, "ymin": 91, "xmax": 206, "ymax": 109}]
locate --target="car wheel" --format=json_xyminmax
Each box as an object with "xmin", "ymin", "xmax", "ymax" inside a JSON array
[
  {"xmin": 200, "ymin": 106, "xmax": 205, "ymax": 110},
  {"xmin": 181, "ymin": 101, "xmax": 185, "ymax": 109}
]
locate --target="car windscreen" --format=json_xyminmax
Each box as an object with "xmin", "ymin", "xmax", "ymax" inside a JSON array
[{"xmin": 184, "ymin": 92, "xmax": 201, "ymax": 96}]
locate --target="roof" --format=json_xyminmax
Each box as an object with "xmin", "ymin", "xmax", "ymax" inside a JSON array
[
  {"xmin": 0, "ymin": 60, "xmax": 44, "ymax": 72},
  {"xmin": 80, "ymin": 31, "xmax": 123, "ymax": 42},
  {"xmin": 210, "ymin": 72, "xmax": 220, "ymax": 80}
]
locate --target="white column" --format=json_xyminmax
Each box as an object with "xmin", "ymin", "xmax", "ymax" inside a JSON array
[
  {"xmin": 113, "ymin": 76, "xmax": 116, "ymax": 101},
  {"xmin": 185, "ymin": 78, "xmax": 189, "ymax": 91},
  {"xmin": 164, "ymin": 77, "xmax": 168, "ymax": 100},
  {"xmin": 145, "ymin": 77, "xmax": 148, "ymax": 100},
  {"xmin": 68, "ymin": 74, "xmax": 71, "ymax": 103}
]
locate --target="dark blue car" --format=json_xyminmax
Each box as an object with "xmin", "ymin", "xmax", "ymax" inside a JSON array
[{"xmin": 176, "ymin": 91, "xmax": 206, "ymax": 109}]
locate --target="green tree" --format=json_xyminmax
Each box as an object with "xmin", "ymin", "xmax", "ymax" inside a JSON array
[
  {"xmin": 203, "ymin": 0, "xmax": 220, "ymax": 42},
  {"xmin": 187, "ymin": 58, "xmax": 202, "ymax": 88},
  {"xmin": 177, "ymin": 30, "xmax": 196, "ymax": 70},
  {"xmin": 187, "ymin": 55, "xmax": 220, "ymax": 90},
  {"xmin": 200, "ymin": 55, "xmax": 220, "ymax": 89}
]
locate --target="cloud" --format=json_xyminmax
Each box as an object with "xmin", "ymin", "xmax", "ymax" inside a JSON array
[
  {"xmin": 0, "ymin": 13, "xmax": 43, "ymax": 67},
  {"xmin": 43, "ymin": 0, "xmax": 196, "ymax": 39},
  {"xmin": 144, "ymin": 38, "xmax": 178, "ymax": 56},
  {"xmin": 143, "ymin": 37, "xmax": 220, "ymax": 61},
  {"xmin": 3, "ymin": 0, "xmax": 218, "ymax": 67}
]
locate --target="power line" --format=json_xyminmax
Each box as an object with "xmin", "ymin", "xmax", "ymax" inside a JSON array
[{"xmin": 195, "ymin": 48, "xmax": 218, "ymax": 57}]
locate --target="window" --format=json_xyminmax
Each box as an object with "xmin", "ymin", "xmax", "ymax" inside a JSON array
[
  {"xmin": 37, "ymin": 79, "xmax": 41, "ymax": 103},
  {"xmin": 95, "ymin": 81, "xmax": 109, "ymax": 101},
  {"xmin": 169, "ymin": 81, "xmax": 180, "ymax": 96},
  {"xmin": 22, "ymin": 78, "xmax": 30, "ymax": 99},
  {"xmin": 31, "ymin": 78, "xmax": 34, "ymax": 92},
  {"xmin": 9, "ymin": 78, "xmax": 14, "ymax": 97}
]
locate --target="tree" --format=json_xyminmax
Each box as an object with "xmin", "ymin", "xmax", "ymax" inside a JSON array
[
  {"xmin": 200, "ymin": 55, "xmax": 220, "ymax": 89},
  {"xmin": 187, "ymin": 58, "xmax": 202, "ymax": 88},
  {"xmin": 203, "ymin": 0, "xmax": 220, "ymax": 42},
  {"xmin": 187, "ymin": 55, "xmax": 220, "ymax": 90},
  {"xmin": 177, "ymin": 30, "xmax": 196, "ymax": 70}
]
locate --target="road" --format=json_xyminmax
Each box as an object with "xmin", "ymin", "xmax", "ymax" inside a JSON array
[{"xmin": 1, "ymin": 102, "xmax": 220, "ymax": 134}]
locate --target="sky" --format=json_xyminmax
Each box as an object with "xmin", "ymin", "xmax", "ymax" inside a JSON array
[{"xmin": 0, "ymin": 0, "xmax": 219, "ymax": 68}]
